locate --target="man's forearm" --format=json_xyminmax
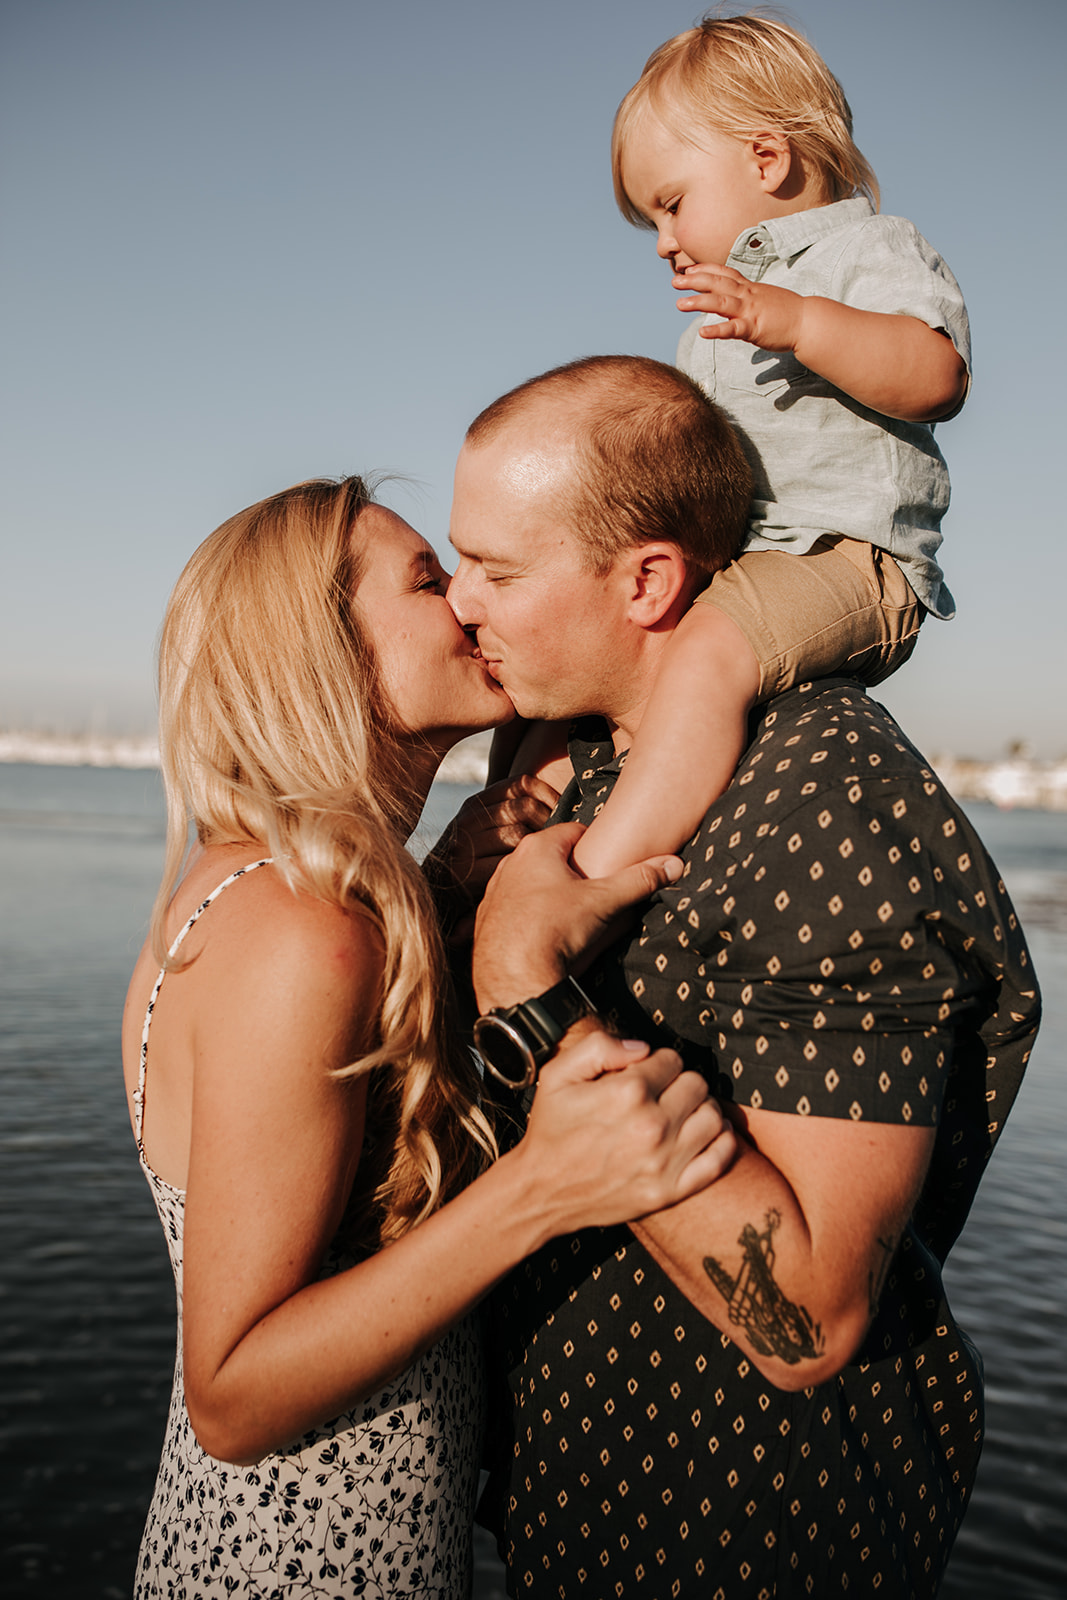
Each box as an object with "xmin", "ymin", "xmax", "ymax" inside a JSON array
[{"xmin": 629, "ymin": 1104, "xmax": 935, "ymax": 1390}]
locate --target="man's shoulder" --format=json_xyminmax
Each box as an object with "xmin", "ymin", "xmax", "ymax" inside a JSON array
[
  {"xmin": 557, "ymin": 682, "xmax": 937, "ymax": 840},
  {"xmin": 750, "ymin": 677, "xmax": 929, "ymax": 761},
  {"xmin": 703, "ymin": 678, "xmax": 935, "ymax": 835},
  {"xmin": 673, "ymin": 675, "xmax": 983, "ymax": 931}
]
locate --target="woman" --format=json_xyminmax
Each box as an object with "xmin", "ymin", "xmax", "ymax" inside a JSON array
[{"xmin": 122, "ymin": 475, "xmax": 733, "ymax": 1598}]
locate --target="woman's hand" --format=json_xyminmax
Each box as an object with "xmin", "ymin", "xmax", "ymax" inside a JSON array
[
  {"xmin": 512, "ymin": 1030, "xmax": 736, "ymax": 1240},
  {"xmin": 472, "ymin": 820, "xmax": 682, "ymax": 1009},
  {"xmin": 424, "ymin": 773, "xmax": 558, "ymax": 936}
]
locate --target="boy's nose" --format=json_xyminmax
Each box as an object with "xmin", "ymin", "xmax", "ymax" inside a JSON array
[{"xmin": 656, "ymin": 228, "xmax": 678, "ymax": 266}]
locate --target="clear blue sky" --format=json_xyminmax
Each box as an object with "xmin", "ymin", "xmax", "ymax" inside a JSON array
[{"xmin": 3, "ymin": 0, "xmax": 1064, "ymax": 758}]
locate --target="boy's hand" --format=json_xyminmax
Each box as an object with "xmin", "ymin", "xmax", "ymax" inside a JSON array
[
  {"xmin": 674, "ymin": 263, "xmax": 804, "ymax": 353},
  {"xmin": 675, "ymin": 267, "xmax": 968, "ymax": 420},
  {"xmin": 424, "ymin": 773, "xmax": 557, "ymax": 942}
]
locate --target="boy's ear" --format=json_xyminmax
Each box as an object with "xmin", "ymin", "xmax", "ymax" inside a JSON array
[
  {"xmin": 749, "ymin": 130, "xmax": 792, "ymax": 194},
  {"xmin": 621, "ymin": 543, "xmax": 691, "ymax": 628}
]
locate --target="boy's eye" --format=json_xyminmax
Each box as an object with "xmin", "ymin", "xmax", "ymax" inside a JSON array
[{"xmin": 666, "ymin": 198, "xmax": 680, "ymax": 216}]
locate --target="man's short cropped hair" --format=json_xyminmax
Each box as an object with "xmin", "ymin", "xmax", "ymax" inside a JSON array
[
  {"xmin": 612, "ymin": 12, "xmax": 879, "ymax": 221},
  {"xmin": 464, "ymin": 354, "xmax": 752, "ymax": 583}
]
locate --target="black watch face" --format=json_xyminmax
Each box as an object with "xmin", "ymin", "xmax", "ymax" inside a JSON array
[{"xmin": 474, "ymin": 1018, "xmax": 535, "ymax": 1090}]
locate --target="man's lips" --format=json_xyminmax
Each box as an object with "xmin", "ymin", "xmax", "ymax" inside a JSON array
[{"xmin": 472, "ymin": 644, "xmax": 504, "ymax": 682}]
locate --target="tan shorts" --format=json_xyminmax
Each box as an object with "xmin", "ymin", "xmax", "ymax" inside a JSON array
[{"xmin": 696, "ymin": 535, "xmax": 924, "ymax": 702}]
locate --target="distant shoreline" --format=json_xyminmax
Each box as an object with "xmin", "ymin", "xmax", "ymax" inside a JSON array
[
  {"xmin": 2, "ymin": 727, "xmax": 1066, "ymax": 811},
  {"xmin": 0, "ymin": 728, "xmax": 494, "ymax": 786}
]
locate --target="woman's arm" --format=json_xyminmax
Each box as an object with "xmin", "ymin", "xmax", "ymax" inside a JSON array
[{"xmin": 178, "ymin": 865, "xmax": 730, "ymax": 1464}]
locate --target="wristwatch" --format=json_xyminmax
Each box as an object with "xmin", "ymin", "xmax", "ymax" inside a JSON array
[{"xmin": 474, "ymin": 974, "xmax": 600, "ymax": 1090}]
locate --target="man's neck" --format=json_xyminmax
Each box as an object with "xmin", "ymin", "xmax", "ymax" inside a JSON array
[{"xmin": 600, "ymin": 624, "xmax": 673, "ymax": 753}]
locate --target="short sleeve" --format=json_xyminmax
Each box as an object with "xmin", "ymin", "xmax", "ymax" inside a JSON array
[
  {"xmin": 575, "ymin": 682, "xmax": 1037, "ymax": 1248},
  {"xmin": 831, "ymin": 214, "xmax": 971, "ymax": 381},
  {"xmin": 625, "ymin": 782, "xmax": 975, "ymax": 1125}
]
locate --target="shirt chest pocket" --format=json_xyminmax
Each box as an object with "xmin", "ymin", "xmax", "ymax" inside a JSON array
[{"xmin": 719, "ymin": 342, "xmax": 826, "ymax": 412}]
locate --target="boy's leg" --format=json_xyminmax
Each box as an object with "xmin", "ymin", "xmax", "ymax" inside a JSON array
[
  {"xmin": 569, "ymin": 538, "xmax": 920, "ymax": 879},
  {"xmin": 697, "ymin": 536, "xmax": 924, "ymax": 700}
]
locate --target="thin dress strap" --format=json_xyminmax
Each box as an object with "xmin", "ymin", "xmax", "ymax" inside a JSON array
[{"xmin": 133, "ymin": 859, "xmax": 273, "ymax": 1153}]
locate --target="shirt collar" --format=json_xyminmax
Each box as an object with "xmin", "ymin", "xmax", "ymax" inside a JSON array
[
  {"xmin": 727, "ymin": 195, "xmax": 874, "ymax": 272},
  {"xmin": 564, "ymin": 680, "xmax": 864, "ymax": 793},
  {"xmin": 565, "ymin": 717, "xmax": 624, "ymax": 791}
]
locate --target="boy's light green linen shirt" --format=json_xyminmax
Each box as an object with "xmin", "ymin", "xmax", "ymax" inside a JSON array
[{"xmin": 676, "ymin": 196, "xmax": 970, "ymax": 618}]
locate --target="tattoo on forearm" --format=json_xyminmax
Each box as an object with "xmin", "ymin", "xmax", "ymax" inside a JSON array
[
  {"xmin": 703, "ymin": 1209, "xmax": 824, "ymax": 1365},
  {"xmin": 867, "ymin": 1234, "xmax": 898, "ymax": 1315}
]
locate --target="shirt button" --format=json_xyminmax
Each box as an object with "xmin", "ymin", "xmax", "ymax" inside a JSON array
[{"xmin": 748, "ymin": 236, "xmax": 763, "ymax": 249}]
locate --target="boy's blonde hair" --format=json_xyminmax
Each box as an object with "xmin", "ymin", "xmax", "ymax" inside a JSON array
[
  {"xmin": 154, "ymin": 476, "xmax": 494, "ymax": 1250},
  {"xmin": 612, "ymin": 12, "xmax": 879, "ymax": 224}
]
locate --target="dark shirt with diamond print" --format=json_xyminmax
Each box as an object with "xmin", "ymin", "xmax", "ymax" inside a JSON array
[{"xmin": 491, "ymin": 679, "xmax": 1039, "ymax": 1599}]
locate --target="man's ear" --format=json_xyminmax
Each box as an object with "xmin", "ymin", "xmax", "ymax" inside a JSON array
[
  {"xmin": 621, "ymin": 542, "xmax": 691, "ymax": 627},
  {"xmin": 749, "ymin": 129, "xmax": 793, "ymax": 196}
]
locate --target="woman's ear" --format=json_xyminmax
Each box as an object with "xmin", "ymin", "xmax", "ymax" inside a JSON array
[{"xmin": 622, "ymin": 543, "xmax": 692, "ymax": 628}]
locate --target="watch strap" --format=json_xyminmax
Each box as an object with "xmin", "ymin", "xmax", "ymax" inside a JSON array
[
  {"xmin": 518, "ymin": 974, "xmax": 598, "ymax": 1059},
  {"xmin": 474, "ymin": 974, "xmax": 598, "ymax": 1089}
]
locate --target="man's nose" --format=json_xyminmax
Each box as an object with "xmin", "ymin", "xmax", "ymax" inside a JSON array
[{"xmin": 445, "ymin": 559, "xmax": 481, "ymax": 626}]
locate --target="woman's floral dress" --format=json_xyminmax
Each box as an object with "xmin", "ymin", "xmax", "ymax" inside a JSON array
[{"xmin": 132, "ymin": 863, "xmax": 485, "ymax": 1598}]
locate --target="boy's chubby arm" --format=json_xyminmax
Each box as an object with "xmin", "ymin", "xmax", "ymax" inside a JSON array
[{"xmin": 675, "ymin": 262, "xmax": 968, "ymax": 423}]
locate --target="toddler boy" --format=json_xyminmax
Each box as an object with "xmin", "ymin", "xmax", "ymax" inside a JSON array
[{"xmin": 543, "ymin": 14, "xmax": 969, "ymax": 874}]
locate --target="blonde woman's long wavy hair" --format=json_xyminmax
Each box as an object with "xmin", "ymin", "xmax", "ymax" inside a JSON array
[{"xmin": 153, "ymin": 475, "xmax": 494, "ymax": 1250}]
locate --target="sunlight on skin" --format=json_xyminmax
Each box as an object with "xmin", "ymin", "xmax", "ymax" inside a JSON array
[{"xmin": 499, "ymin": 448, "xmax": 571, "ymax": 500}]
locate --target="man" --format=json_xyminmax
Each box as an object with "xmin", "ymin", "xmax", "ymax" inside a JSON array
[{"xmin": 447, "ymin": 356, "xmax": 1039, "ymax": 1597}]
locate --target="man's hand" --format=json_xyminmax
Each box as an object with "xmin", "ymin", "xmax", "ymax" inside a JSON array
[
  {"xmin": 472, "ymin": 820, "xmax": 681, "ymax": 1009},
  {"xmin": 674, "ymin": 263, "xmax": 804, "ymax": 351}
]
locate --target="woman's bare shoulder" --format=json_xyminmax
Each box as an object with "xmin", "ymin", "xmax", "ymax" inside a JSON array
[
  {"xmin": 171, "ymin": 846, "xmax": 378, "ymax": 948},
  {"xmin": 123, "ymin": 846, "xmax": 384, "ymax": 1088},
  {"xmin": 180, "ymin": 849, "xmax": 384, "ymax": 1020},
  {"xmin": 122, "ymin": 845, "xmax": 383, "ymax": 1190}
]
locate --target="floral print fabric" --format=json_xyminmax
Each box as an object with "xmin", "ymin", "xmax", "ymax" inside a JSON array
[{"xmin": 133, "ymin": 863, "xmax": 484, "ymax": 1598}]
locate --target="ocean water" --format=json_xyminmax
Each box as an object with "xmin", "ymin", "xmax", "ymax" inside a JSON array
[{"xmin": 0, "ymin": 763, "xmax": 1064, "ymax": 1598}]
